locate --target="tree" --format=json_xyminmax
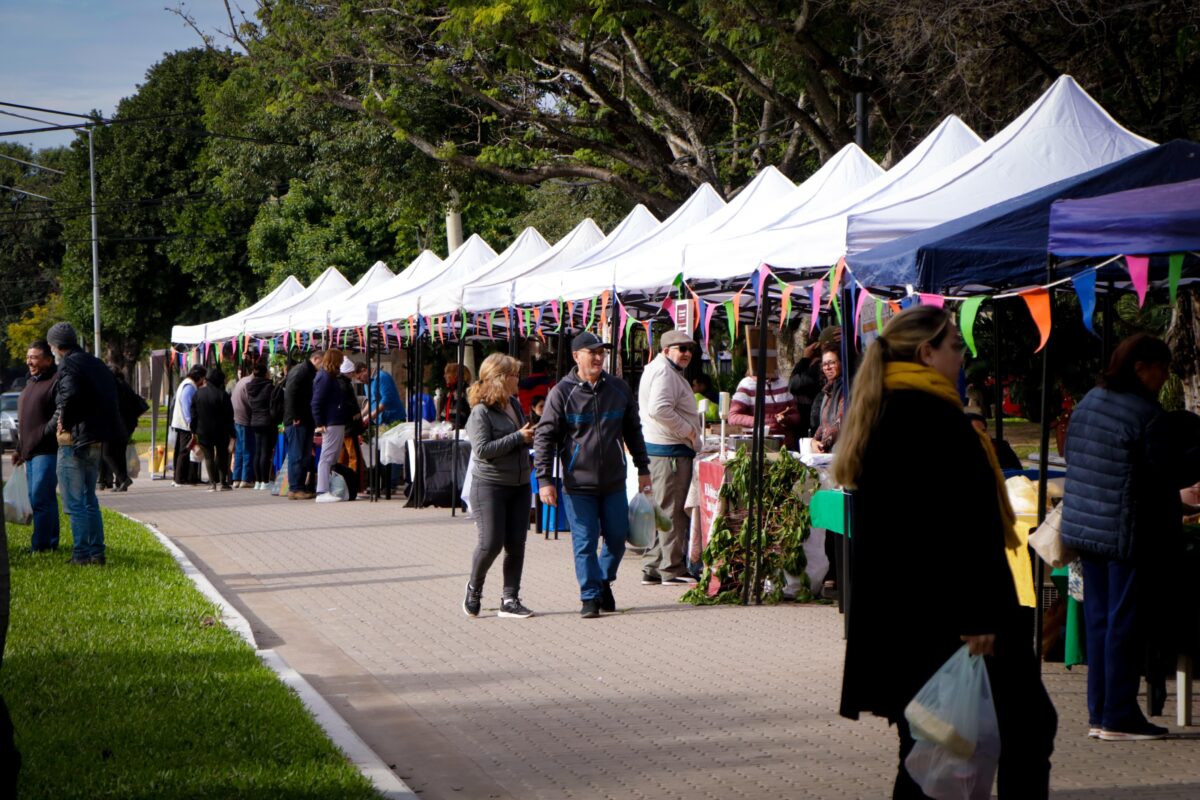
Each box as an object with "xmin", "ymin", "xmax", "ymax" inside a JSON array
[
  {"xmin": 0, "ymin": 143, "xmax": 67, "ymax": 366},
  {"xmin": 5, "ymin": 294, "xmax": 65, "ymax": 366}
]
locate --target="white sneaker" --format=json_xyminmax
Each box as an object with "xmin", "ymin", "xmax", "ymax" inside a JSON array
[
  {"xmin": 315, "ymin": 493, "xmax": 343, "ymax": 504},
  {"xmin": 254, "ymin": 482, "xmax": 263, "ymax": 491}
]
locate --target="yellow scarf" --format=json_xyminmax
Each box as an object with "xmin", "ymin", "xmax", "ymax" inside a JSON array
[{"xmin": 883, "ymin": 363, "xmax": 1035, "ymax": 607}]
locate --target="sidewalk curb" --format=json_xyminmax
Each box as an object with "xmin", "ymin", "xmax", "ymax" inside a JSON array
[{"xmin": 117, "ymin": 510, "xmax": 417, "ymax": 800}]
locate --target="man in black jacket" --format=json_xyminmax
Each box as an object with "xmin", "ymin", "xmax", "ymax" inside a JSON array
[
  {"xmin": 535, "ymin": 332, "xmax": 651, "ymax": 618},
  {"xmin": 283, "ymin": 350, "xmax": 322, "ymax": 499},
  {"xmin": 45, "ymin": 322, "xmax": 119, "ymax": 566},
  {"xmin": 13, "ymin": 341, "xmax": 60, "ymax": 552}
]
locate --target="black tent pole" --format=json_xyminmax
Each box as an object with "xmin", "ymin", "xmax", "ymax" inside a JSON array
[
  {"xmin": 742, "ymin": 300, "xmax": 768, "ymax": 605},
  {"xmin": 993, "ymin": 306, "xmax": 1004, "ymax": 442},
  {"xmin": 1101, "ymin": 280, "xmax": 1114, "ymax": 367},
  {"xmin": 751, "ymin": 288, "xmax": 772, "ymax": 605},
  {"xmin": 838, "ymin": 283, "xmax": 857, "ymax": 629},
  {"xmin": 413, "ymin": 330, "xmax": 424, "ymax": 507},
  {"xmin": 364, "ymin": 319, "xmax": 374, "ymax": 502},
  {"xmin": 162, "ymin": 353, "xmax": 176, "ymax": 479},
  {"xmin": 1034, "ymin": 257, "xmax": 1057, "ymax": 662},
  {"xmin": 452, "ymin": 331, "xmax": 466, "ymax": 517}
]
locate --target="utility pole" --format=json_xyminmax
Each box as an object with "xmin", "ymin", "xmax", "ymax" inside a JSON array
[{"xmin": 855, "ymin": 30, "xmax": 869, "ymax": 151}]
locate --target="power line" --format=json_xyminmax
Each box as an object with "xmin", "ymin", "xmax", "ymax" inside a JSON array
[
  {"xmin": 0, "ymin": 183, "xmax": 53, "ymax": 201},
  {"xmin": 0, "ymin": 152, "xmax": 65, "ymax": 174}
]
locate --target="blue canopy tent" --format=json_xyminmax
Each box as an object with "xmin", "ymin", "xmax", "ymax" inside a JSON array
[
  {"xmin": 1049, "ymin": 177, "xmax": 1200, "ymax": 256},
  {"xmin": 847, "ymin": 140, "xmax": 1200, "ymax": 293}
]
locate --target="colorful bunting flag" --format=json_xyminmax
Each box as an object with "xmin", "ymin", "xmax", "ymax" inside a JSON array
[
  {"xmin": 854, "ymin": 289, "xmax": 870, "ymax": 345},
  {"xmin": 875, "ymin": 298, "xmax": 884, "ymax": 337},
  {"xmin": 1021, "ymin": 288, "xmax": 1052, "ymax": 352},
  {"xmin": 1072, "ymin": 271, "xmax": 1097, "ymax": 337},
  {"xmin": 779, "ymin": 284, "xmax": 795, "ymax": 333},
  {"xmin": 724, "ymin": 300, "xmax": 736, "ymax": 345},
  {"xmin": 731, "ymin": 291, "xmax": 742, "ymax": 340},
  {"xmin": 809, "ymin": 278, "xmax": 823, "ymax": 333},
  {"xmin": 829, "ymin": 259, "xmax": 844, "ymax": 310},
  {"xmin": 917, "ymin": 293, "xmax": 945, "ymax": 309},
  {"xmin": 1169, "ymin": 253, "xmax": 1184, "ymax": 307},
  {"xmin": 1126, "ymin": 255, "xmax": 1150, "ymax": 307},
  {"xmin": 959, "ymin": 297, "xmax": 985, "ymax": 357}
]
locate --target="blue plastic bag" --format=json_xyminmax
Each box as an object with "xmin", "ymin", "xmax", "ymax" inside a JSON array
[{"xmin": 904, "ymin": 645, "xmax": 1001, "ymax": 800}]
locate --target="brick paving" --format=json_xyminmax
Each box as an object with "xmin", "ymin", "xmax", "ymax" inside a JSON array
[{"xmin": 101, "ymin": 478, "xmax": 1200, "ymax": 799}]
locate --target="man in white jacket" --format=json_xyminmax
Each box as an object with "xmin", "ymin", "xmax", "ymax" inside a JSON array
[{"xmin": 638, "ymin": 330, "xmax": 703, "ymax": 585}]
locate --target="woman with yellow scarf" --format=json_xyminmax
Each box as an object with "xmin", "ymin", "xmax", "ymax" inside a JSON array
[{"xmin": 834, "ymin": 306, "xmax": 1056, "ymax": 799}]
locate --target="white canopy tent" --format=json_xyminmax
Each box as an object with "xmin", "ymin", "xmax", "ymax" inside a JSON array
[
  {"xmin": 459, "ymin": 217, "xmax": 609, "ymax": 314},
  {"xmin": 513, "ymin": 183, "xmax": 725, "ymax": 306},
  {"xmin": 300, "ymin": 250, "xmax": 441, "ymax": 335},
  {"xmin": 410, "ymin": 227, "xmax": 553, "ymax": 318},
  {"xmin": 844, "ymin": 75, "xmax": 1156, "ymax": 255},
  {"xmin": 367, "ymin": 234, "xmax": 498, "ymax": 325},
  {"xmin": 171, "ymin": 275, "xmax": 305, "ymax": 344},
  {"xmin": 244, "ymin": 261, "xmax": 392, "ymax": 336},
  {"xmin": 327, "ymin": 237, "xmax": 493, "ymax": 328},
  {"xmin": 688, "ymin": 116, "xmax": 982, "ymax": 273}
]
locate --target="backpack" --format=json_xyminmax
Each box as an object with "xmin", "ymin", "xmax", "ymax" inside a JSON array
[{"xmin": 270, "ymin": 382, "xmax": 287, "ymax": 425}]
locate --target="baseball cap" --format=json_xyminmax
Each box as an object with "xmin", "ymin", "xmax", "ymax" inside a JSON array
[{"xmin": 571, "ymin": 332, "xmax": 612, "ymax": 352}]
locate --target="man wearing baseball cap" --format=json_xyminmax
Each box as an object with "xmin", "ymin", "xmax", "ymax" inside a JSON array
[
  {"xmin": 535, "ymin": 331, "xmax": 652, "ymax": 617},
  {"xmin": 638, "ymin": 330, "xmax": 702, "ymax": 586}
]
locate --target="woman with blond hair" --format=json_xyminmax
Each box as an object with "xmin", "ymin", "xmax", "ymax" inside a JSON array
[
  {"xmin": 311, "ymin": 347, "xmax": 351, "ymax": 503},
  {"xmin": 834, "ymin": 305, "xmax": 1055, "ymax": 799},
  {"xmin": 462, "ymin": 353, "xmax": 535, "ymax": 618}
]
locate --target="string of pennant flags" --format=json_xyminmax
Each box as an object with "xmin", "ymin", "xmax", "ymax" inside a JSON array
[{"xmin": 174, "ymin": 251, "xmax": 1193, "ymax": 369}]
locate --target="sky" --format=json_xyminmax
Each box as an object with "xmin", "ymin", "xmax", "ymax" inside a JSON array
[{"xmin": 0, "ymin": 1, "xmax": 239, "ymax": 151}]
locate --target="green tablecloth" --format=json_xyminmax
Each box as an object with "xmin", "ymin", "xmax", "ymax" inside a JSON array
[{"xmin": 1052, "ymin": 567, "xmax": 1086, "ymax": 667}]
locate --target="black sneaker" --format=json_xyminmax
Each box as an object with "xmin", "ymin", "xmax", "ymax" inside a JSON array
[
  {"xmin": 660, "ymin": 575, "xmax": 698, "ymax": 585},
  {"xmin": 463, "ymin": 583, "xmax": 481, "ymax": 618},
  {"xmin": 600, "ymin": 582, "xmax": 616, "ymax": 612},
  {"xmin": 580, "ymin": 599, "xmax": 600, "ymax": 618},
  {"xmin": 499, "ymin": 598, "xmax": 534, "ymax": 619},
  {"xmin": 641, "ymin": 571, "xmax": 661, "ymax": 585},
  {"xmin": 1099, "ymin": 721, "xmax": 1169, "ymax": 741}
]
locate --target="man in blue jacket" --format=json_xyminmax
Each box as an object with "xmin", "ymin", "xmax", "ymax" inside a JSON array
[
  {"xmin": 535, "ymin": 332, "xmax": 651, "ymax": 618},
  {"xmin": 45, "ymin": 322, "xmax": 119, "ymax": 566}
]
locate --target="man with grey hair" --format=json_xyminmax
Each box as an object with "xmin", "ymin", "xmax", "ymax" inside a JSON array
[
  {"xmin": 44, "ymin": 322, "xmax": 120, "ymax": 566},
  {"xmin": 638, "ymin": 330, "xmax": 703, "ymax": 585}
]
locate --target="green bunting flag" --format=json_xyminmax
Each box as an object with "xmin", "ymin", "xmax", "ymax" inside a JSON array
[
  {"xmin": 724, "ymin": 299, "xmax": 736, "ymax": 344},
  {"xmin": 830, "ymin": 291, "xmax": 842, "ymax": 325},
  {"xmin": 1170, "ymin": 253, "xmax": 1184, "ymax": 307},
  {"xmin": 874, "ymin": 297, "xmax": 883, "ymax": 335},
  {"xmin": 959, "ymin": 296, "xmax": 985, "ymax": 358}
]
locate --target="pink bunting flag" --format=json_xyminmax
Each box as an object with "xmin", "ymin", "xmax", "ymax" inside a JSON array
[
  {"xmin": 917, "ymin": 293, "xmax": 945, "ymax": 309},
  {"xmin": 392, "ymin": 321, "xmax": 402, "ymax": 346},
  {"xmin": 810, "ymin": 278, "xmax": 824, "ymax": 332},
  {"xmin": 663, "ymin": 297, "xmax": 675, "ymax": 321},
  {"xmin": 1126, "ymin": 255, "xmax": 1150, "ymax": 307},
  {"xmin": 580, "ymin": 299, "xmax": 591, "ymax": 330},
  {"xmin": 486, "ymin": 312, "xmax": 494, "ymax": 340},
  {"xmin": 756, "ymin": 263, "xmax": 771, "ymax": 306},
  {"xmin": 702, "ymin": 302, "xmax": 717, "ymax": 350}
]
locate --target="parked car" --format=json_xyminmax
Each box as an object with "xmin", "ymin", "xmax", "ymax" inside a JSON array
[{"xmin": 0, "ymin": 391, "xmax": 18, "ymax": 447}]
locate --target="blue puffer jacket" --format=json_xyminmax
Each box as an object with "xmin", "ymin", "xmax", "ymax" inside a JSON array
[{"xmin": 1061, "ymin": 386, "xmax": 1174, "ymax": 560}]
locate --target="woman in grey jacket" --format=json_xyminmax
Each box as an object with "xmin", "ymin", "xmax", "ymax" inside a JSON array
[{"xmin": 463, "ymin": 354, "xmax": 535, "ymax": 619}]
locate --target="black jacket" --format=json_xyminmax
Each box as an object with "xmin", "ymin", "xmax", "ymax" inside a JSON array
[
  {"xmin": 788, "ymin": 357, "xmax": 821, "ymax": 438},
  {"xmin": 467, "ymin": 398, "xmax": 531, "ymax": 487},
  {"xmin": 17, "ymin": 367, "xmax": 58, "ymax": 460},
  {"xmin": 534, "ymin": 367, "xmax": 649, "ymax": 496},
  {"xmin": 114, "ymin": 375, "xmax": 149, "ymax": 439},
  {"xmin": 191, "ymin": 383, "xmax": 234, "ymax": 447},
  {"xmin": 45, "ymin": 348, "xmax": 120, "ymax": 447},
  {"xmin": 245, "ymin": 376, "xmax": 275, "ymax": 429},
  {"xmin": 840, "ymin": 389, "xmax": 1019, "ymax": 723},
  {"xmin": 283, "ymin": 360, "xmax": 317, "ymax": 428}
]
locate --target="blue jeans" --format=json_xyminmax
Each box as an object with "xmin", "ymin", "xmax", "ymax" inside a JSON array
[
  {"xmin": 1082, "ymin": 555, "xmax": 1146, "ymax": 730},
  {"xmin": 562, "ymin": 489, "xmax": 629, "ymax": 601},
  {"xmin": 57, "ymin": 443, "xmax": 104, "ymax": 559},
  {"xmin": 233, "ymin": 424, "xmax": 255, "ymax": 482},
  {"xmin": 285, "ymin": 423, "xmax": 314, "ymax": 492},
  {"xmin": 27, "ymin": 453, "xmax": 60, "ymax": 551}
]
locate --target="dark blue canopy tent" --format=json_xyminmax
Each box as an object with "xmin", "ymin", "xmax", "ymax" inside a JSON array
[
  {"xmin": 1049, "ymin": 177, "xmax": 1200, "ymax": 256},
  {"xmin": 847, "ymin": 140, "xmax": 1200, "ymax": 293}
]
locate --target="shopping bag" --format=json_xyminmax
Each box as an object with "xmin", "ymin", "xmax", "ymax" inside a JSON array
[
  {"xmin": 3, "ymin": 464, "xmax": 33, "ymax": 525},
  {"xmin": 329, "ymin": 472, "xmax": 350, "ymax": 501},
  {"xmin": 904, "ymin": 645, "xmax": 1001, "ymax": 800},
  {"xmin": 627, "ymin": 489, "xmax": 656, "ymax": 548},
  {"xmin": 270, "ymin": 457, "xmax": 289, "ymax": 496},
  {"xmin": 1029, "ymin": 504, "xmax": 1075, "ymax": 567},
  {"xmin": 126, "ymin": 444, "xmax": 141, "ymax": 479},
  {"xmin": 1067, "ymin": 559, "xmax": 1084, "ymax": 602}
]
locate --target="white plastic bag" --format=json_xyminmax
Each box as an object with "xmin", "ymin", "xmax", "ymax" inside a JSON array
[
  {"xmin": 1067, "ymin": 559, "xmax": 1084, "ymax": 602},
  {"xmin": 329, "ymin": 472, "xmax": 349, "ymax": 501},
  {"xmin": 126, "ymin": 444, "xmax": 141, "ymax": 479},
  {"xmin": 270, "ymin": 456, "xmax": 289, "ymax": 496},
  {"xmin": 627, "ymin": 490, "xmax": 656, "ymax": 548},
  {"xmin": 3, "ymin": 464, "xmax": 32, "ymax": 525},
  {"xmin": 904, "ymin": 645, "xmax": 1001, "ymax": 800},
  {"xmin": 1029, "ymin": 504, "xmax": 1075, "ymax": 567}
]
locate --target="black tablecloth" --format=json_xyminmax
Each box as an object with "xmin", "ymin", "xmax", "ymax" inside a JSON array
[{"xmin": 405, "ymin": 439, "xmax": 471, "ymax": 508}]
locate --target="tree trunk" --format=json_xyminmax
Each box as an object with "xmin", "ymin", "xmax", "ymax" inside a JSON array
[{"xmin": 1166, "ymin": 287, "xmax": 1200, "ymax": 413}]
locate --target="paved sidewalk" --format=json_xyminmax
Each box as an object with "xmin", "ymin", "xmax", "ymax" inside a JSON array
[{"xmin": 102, "ymin": 479, "xmax": 1200, "ymax": 799}]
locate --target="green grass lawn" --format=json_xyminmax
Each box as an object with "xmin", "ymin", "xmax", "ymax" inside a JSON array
[{"xmin": 2, "ymin": 509, "xmax": 380, "ymax": 799}]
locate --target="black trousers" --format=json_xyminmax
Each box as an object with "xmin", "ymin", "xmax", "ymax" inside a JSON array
[
  {"xmin": 251, "ymin": 425, "xmax": 275, "ymax": 483},
  {"xmin": 893, "ymin": 627, "xmax": 1057, "ymax": 799},
  {"xmin": 172, "ymin": 428, "xmax": 198, "ymax": 484},
  {"xmin": 467, "ymin": 480, "xmax": 530, "ymax": 598},
  {"xmin": 99, "ymin": 438, "xmax": 130, "ymax": 488},
  {"xmin": 199, "ymin": 439, "xmax": 231, "ymax": 487}
]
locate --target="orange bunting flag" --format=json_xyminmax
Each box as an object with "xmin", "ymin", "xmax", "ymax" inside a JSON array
[
  {"xmin": 888, "ymin": 301, "xmax": 902, "ymax": 314},
  {"xmin": 778, "ymin": 284, "xmax": 794, "ymax": 332},
  {"xmin": 829, "ymin": 258, "xmax": 845, "ymax": 309},
  {"xmin": 731, "ymin": 290, "xmax": 742, "ymax": 339},
  {"xmin": 600, "ymin": 290, "xmax": 611, "ymax": 333},
  {"xmin": 1021, "ymin": 288, "xmax": 1052, "ymax": 352}
]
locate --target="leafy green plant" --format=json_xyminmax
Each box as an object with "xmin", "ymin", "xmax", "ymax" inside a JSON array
[{"xmin": 682, "ymin": 447, "xmax": 820, "ymax": 605}]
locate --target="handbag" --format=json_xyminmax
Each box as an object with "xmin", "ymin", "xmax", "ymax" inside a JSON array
[{"xmin": 1028, "ymin": 503, "xmax": 1076, "ymax": 568}]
